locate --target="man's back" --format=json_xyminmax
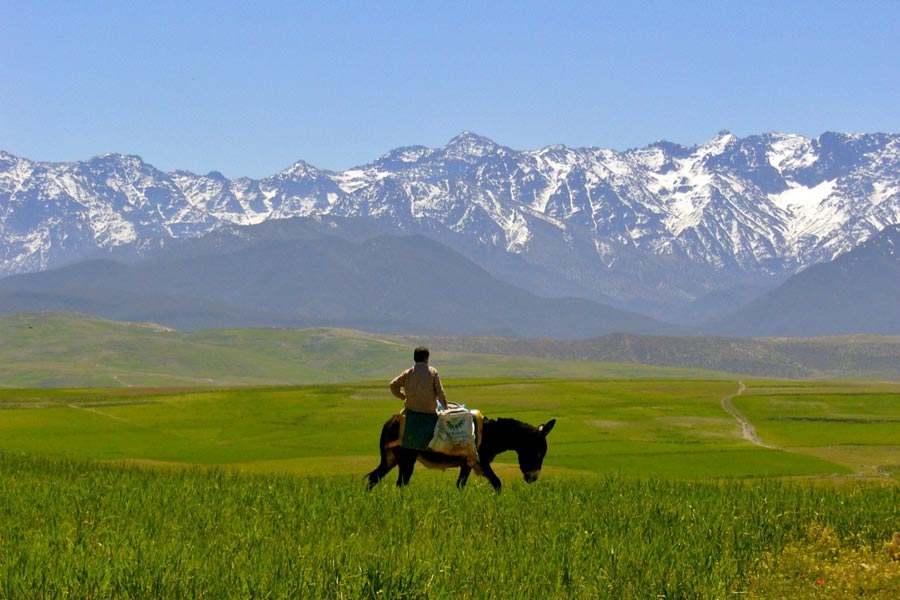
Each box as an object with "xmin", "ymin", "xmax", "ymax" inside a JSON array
[{"xmin": 390, "ymin": 361, "xmax": 447, "ymax": 413}]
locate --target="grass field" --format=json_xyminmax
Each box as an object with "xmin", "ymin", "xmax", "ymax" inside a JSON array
[
  {"xmin": 1, "ymin": 453, "xmax": 898, "ymax": 599},
  {"xmin": 3, "ymin": 376, "xmax": 900, "ymax": 597},
  {"xmin": 2, "ymin": 378, "xmax": 898, "ymax": 480}
]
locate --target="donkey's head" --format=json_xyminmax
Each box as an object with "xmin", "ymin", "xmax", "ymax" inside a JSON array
[{"xmin": 516, "ymin": 419, "xmax": 556, "ymax": 483}]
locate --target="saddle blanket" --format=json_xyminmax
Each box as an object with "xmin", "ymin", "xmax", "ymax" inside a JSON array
[
  {"xmin": 399, "ymin": 410, "xmax": 438, "ymax": 450},
  {"xmin": 398, "ymin": 407, "xmax": 483, "ymax": 459}
]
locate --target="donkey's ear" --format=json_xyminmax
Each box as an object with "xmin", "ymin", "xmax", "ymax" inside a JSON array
[{"xmin": 539, "ymin": 419, "xmax": 556, "ymax": 436}]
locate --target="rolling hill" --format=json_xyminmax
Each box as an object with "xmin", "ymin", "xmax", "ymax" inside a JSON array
[{"xmin": 3, "ymin": 312, "xmax": 900, "ymax": 387}]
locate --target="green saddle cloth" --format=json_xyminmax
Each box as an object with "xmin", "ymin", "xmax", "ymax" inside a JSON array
[{"xmin": 400, "ymin": 410, "xmax": 438, "ymax": 450}]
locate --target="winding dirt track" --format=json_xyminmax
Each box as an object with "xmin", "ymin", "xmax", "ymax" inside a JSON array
[{"xmin": 720, "ymin": 381, "xmax": 776, "ymax": 449}]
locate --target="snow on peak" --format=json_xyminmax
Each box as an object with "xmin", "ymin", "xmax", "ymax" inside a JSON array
[
  {"xmin": 90, "ymin": 153, "xmax": 147, "ymax": 167},
  {"xmin": 278, "ymin": 159, "xmax": 324, "ymax": 178},
  {"xmin": 766, "ymin": 134, "xmax": 815, "ymax": 172},
  {"xmin": 2, "ymin": 130, "xmax": 900, "ymax": 293},
  {"xmin": 444, "ymin": 131, "xmax": 500, "ymax": 157},
  {"xmin": 699, "ymin": 130, "xmax": 737, "ymax": 155},
  {"xmin": 375, "ymin": 145, "xmax": 433, "ymax": 165}
]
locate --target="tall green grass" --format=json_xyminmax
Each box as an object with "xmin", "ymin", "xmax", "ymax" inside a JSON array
[{"xmin": 1, "ymin": 453, "xmax": 897, "ymax": 599}]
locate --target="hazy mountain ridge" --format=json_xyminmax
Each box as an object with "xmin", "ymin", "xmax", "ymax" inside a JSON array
[
  {"xmin": 710, "ymin": 223, "xmax": 900, "ymax": 336},
  {"xmin": 0, "ymin": 233, "xmax": 678, "ymax": 338},
  {"xmin": 3, "ymin": 131, "xmax": 899, "ymax": 312}
]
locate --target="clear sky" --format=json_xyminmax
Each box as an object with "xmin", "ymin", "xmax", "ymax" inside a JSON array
[{"xmin": 2, "ymin": 0, "xmax": 899, "ymax": 178}]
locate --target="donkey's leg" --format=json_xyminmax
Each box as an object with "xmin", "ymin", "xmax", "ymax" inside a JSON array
[
  {"xmin": 395, "ymin": 449, "xmax": 418, "ymax": 487},
  {"xmin": 456, "ymin": 465, "xmax": 472, "ymax": 489},
  {"xmin": 367, "ymin": 446, "xmax": 398, "ymax": 490},
  {"xmin": 477, "ymin": 461, "xmax": 503, "ymax": 492}
]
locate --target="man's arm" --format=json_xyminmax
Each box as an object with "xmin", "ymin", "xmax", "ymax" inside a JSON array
[
  {"xmin": 389, "ymin": 371, "xmax": 407, "ymax": 401},
  {"xmin": 433, "ymin": 371, "xmax": 447, "ymax": 409}
]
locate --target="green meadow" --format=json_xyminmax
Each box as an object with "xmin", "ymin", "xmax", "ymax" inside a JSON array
[
  {"xmin": 5, "ymin": 378, "xmax": 898, "ymax": 479},
  {"xmin": 2, "ymin": 320, "xmax": 900, "ymax": 597}
]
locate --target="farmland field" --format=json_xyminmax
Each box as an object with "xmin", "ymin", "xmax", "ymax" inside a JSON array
[
  {"xmin": 2, "ymin": 378, "xmax": 898, "ymax": 479},
  {"xmin": 2, "ymin": 378, "xmax": 899, "ymax": 598}
]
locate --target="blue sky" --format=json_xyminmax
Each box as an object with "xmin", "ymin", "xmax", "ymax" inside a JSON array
[{"xmin": 2, "ymin": 0, "xmax": 899, "ymax": 178}]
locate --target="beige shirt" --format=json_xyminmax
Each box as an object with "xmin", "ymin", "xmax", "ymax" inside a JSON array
[{"xmin": 390, "ymin": 362, "xmax": 447, "ymax": 413}]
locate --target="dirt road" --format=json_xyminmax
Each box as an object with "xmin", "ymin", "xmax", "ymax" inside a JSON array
[{"xmin": 720, "ymin": 381, "xmax": 776, "ymax": 449}]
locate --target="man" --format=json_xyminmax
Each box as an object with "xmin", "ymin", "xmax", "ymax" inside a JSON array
[{"xmin": 390, "ymin": 346, "xmax": 447, "ymax": 414}]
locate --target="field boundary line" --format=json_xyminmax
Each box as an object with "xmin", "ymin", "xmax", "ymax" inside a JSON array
[
  {"xmin": 68, "ymin": 403, "xmax": 131, "ymax": 424},
  {"xmin": 721, "ymin": 381, "xmax": 776, "ymax": 449}
]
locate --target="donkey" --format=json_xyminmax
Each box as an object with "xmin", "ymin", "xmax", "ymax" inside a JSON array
[{"xmin": 366, "ymin": 414, "xmax": 556, "ymax": 492}]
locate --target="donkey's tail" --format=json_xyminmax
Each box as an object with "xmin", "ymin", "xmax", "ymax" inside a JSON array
[{"xmin": 366, "ymin": 413, "xmax": 401, "ymax": 489}]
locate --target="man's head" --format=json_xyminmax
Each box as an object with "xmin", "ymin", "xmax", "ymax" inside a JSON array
[{"xmin": 413, "ymin": 347, "xmax": 430, "ymax": 363}]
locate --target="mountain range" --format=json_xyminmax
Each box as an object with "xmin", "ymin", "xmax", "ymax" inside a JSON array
[{"xmin": 2, "ymin": 131, "xmax": 899, "ymax": 337}]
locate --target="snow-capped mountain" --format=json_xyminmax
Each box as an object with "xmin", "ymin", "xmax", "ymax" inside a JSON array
[{"xmin": 2, "ymin": 131, "xmax": 899, "ymax": 313}]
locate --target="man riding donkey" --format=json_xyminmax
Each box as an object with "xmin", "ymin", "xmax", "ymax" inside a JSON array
[
  {"xmin": 368, "ymin": 346, "xmax": 556, "ymax": 491},
  {"xmin": 389, "ymin": 346, "xmax": 475, "ymax": 454}
]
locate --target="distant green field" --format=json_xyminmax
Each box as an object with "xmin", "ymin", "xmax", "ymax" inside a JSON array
[
  {"xmin": 736, "ymin": 381, "xmax": 900, "ymax": 479},
  {"xmin": 0, "ymin": 312, "xmax": 737, "ymax": 387},
  {"xmin": 7, "ymin": 312, "xmax": 900, "ymax": 388},
  {"xmin": 2, "ymin": 378, "xmax": 898, "ymax": 480}
]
